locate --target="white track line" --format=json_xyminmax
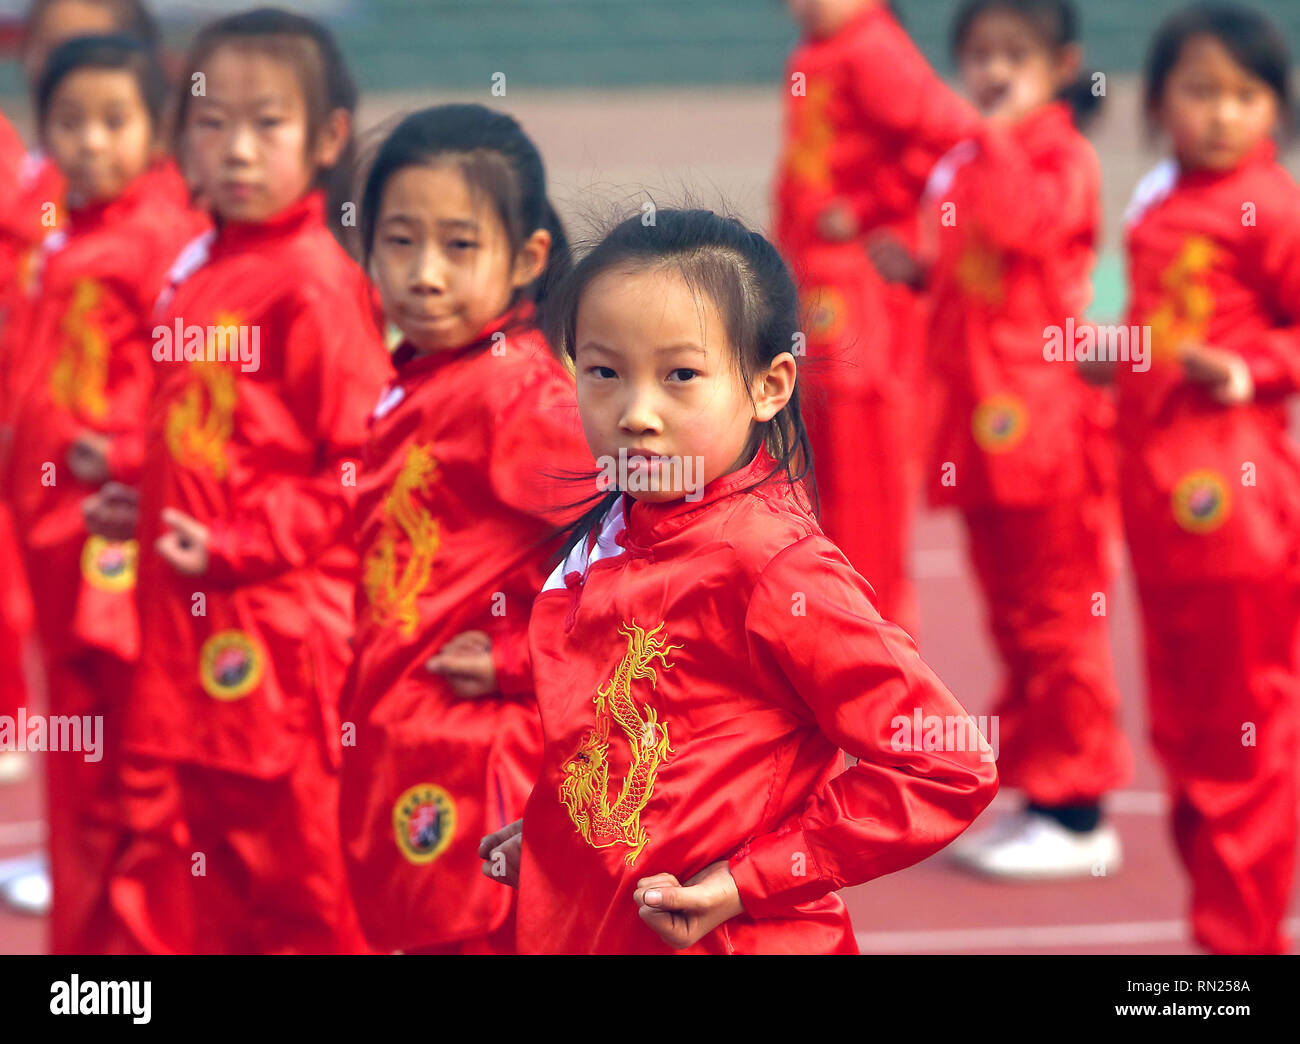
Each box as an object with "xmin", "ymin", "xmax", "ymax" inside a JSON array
[{"xmin": 856, "ymin": 917, "xmax": 1300, "ymax": 953}]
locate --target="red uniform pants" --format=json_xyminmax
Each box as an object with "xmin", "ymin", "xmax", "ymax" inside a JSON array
[
  {"xmin": 962, "ymin": 493, "xmax": 1131, "ymax": 804},
  {"xmin": 176, "ymin": 735, "xmax": 371, "ymax": 955},
  {"xmin": 807, "ymin": 384, "xmax": 919, "ymax": 636},
  {"xmin": 1137, "ymin": 577, "xmax": 1300, "ymax": 955}
]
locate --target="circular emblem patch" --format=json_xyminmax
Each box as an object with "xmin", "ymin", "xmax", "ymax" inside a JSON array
[
  {"xmin": 198, "ymin": 630, "xmax": 265, "ymax": 700},
  {"xmin": 972, "ymin": 395, "xmax": 1027, "ymax": 452},
  {"xmin": 1172, "ymin": 469, "xmax": 1230, "ymax": 533},
  {"xmin": 393, "ymin": 784, "xmax": 456, "ymax": 865},
  {"xmin": 80, "ymin": 536, "xmax": 137, "ymax": 591},
  {"xmin": 804, "ymin": 286, "xmax": 846, "ymax": 341}
]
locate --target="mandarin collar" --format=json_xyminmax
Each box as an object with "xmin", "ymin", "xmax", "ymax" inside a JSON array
[
  {"xmin": 1177, "ymin": 137, "xmax": 1278, "ymax": 189},
  {"xmin": 210, "ymin": 189, "xmax": 324, "ymax": 255},
  {"xmin": 389, "ymin": 298, "xmax": 539, "ymax": 377},
  {"xmin": 65, "ymin": 160, "xmax": 177, "ymax": 232},
  {"xmin": 621, "ymin": 447, "xmax": 787, "ymax": 548}
]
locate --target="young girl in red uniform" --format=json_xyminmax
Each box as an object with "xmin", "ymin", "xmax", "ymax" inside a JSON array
[
  {"xmin": 340, "ymin": 104, "xmax": 591, "ymax": 955},
  {"xmin": 88, "ymin": 8, "xmax": 388, "ymax": 954},
  {"xmin": 0, "ymin": 0, "xmax": 158, "ymax": 794},
  {"xmin": 481, "ymin": 209, "xmax": 999, "ymax": 954},
  {"xmin": 775, "ymin": 0, "xmax": 978, "ymax": 635},
  {"xmin": 1117, "ymin": 4, "xmax": 1300, "ymax": 954},
  {"xmin": 3, "ymin": 34, "xmax": 203, "ymax": 955},
  {"xmin": 873, "ymin": 0, "xmax": 1131, "ymax": 878}
]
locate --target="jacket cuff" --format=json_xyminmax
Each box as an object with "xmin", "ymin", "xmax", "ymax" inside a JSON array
[
  {"xmin": 104, "ymin": 431, "xmax": 145, "ymax": 484},
  {"xmin": 490, "ymin": 625, "xmax": 534, "ymax": 697},
  {"xmin": 727, "ymin": 823, "xmax": 831, "ymax": 918}
]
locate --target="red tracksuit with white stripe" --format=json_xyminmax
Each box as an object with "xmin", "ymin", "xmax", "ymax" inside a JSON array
[
  {"xmin": 1119, "ymin": 139, "xmax": 1300, "ymax": 954},
  {"xmin": 126, "ymin": 191, "xmax": 389, "ymax": 954},
  {"xmin": 923, "ymin": 102, "xmax": 1131, "ymax": 804},
  {"xmin": 774, "ymin": 4, "xmax": 977, "ymax": 635},
  {"xmin": 517, "ymin": 452, "xmax": 999, "ymax": 954},
  {"xmin": 340, "ymin": 305, "xmax": 591, "ymax": 953},
  {"xmin": 3, "ymin": 161, "xmax": 203, "ymax": 953}
]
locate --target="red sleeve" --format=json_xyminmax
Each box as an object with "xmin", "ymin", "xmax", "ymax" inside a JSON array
[
  {"xmin": 847, "ymin": 22, "xmax": 977, "ymax": 151},
  {"xmin": 205, "ymin": 290, "xmax": 387, "ymax": 584},
  {"xmin": 1239, "ymin": 198, "xmax": 1300, "ymax": 399},
  {"xmin": 727, "ymin": 536, "xmax": 998, "ymax": 917},
  {"xmin": 104, "ymin": 429, "xmax": 145, "ymax": 483},
  {"xmin": 490, "ymin": 623, "xmax": 534, "ymax": 697},
  {"xmin": 959, "ymin": 125, "xmax": 1097, "ymax": 256},
  {"xmin": 482, "ymin": 352, "xmax": 589, "ymax": 696}
]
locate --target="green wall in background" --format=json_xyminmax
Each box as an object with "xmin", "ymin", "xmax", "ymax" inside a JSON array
[{"xmin": 4, "ymin": 0, "xmax": 1300, "ymax": 96}]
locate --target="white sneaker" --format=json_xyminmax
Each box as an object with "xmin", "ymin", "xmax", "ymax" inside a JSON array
[
  {"xmin": 0, "ymin": 855, "xmax": 51, "ymax": 915},
  {"xmin": 949, "ymin": 810, "xmax": 1121, "ymax": 880},
  {"xmin": 0, "ymin": 750, "xmax": 30, "ymax": 784},
  {"xmin": 947, "ymin": 810, "xmax": 1035, "ymax": 860}
]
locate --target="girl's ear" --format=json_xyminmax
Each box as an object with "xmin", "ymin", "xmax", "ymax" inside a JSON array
[
  {"xmin": 312, "ymin": 107, "xmax": 351, "ymax": 169},
  {"xmin": 510, "ymin": 227, "xmax": 552, "ymax": 290},
  {"xmin": 1057, "ymin": 42, "xmax": 1084, "ymax": 90},
  {"xmin": 752, "ymin": 352, "xmax": 797, "ymax": 423}
]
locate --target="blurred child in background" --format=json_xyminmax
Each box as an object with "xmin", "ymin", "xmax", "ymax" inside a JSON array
[
  {"xmin": 1118, "ymin": 2, "xmax": 1300, "ymax": 954},
  {"xmin": 872, "ymin": 0, "xmax": 1131, "ymax": 878},
  {"xmin": 482, "ymin": 209, "xmax": 998, "ymax": 954},
  {"xmin": 0, "ymin": 0, "xmax": 159, "ymax": 913},
  {"xmin": 775, "ymin": 0, "xmax": 978, "ymax": 636},
  {"xmin": 340, "ymin": 104, "xmax": 591, "ymax": 955},
  {"xmin": 2, "ymin": 34, "xmax": 203, "ymax": 952},
  {"xmin": 86, "ymin": 7, "xmax": 388, "ymax": 954}
]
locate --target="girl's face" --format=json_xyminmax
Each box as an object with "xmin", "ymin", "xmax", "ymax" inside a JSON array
[
  {"xmin": 958, "ymin": 9, "xmax": 1079, "ymax": 121},
  {"xmin": 23, "ymin": 0, "xmax": 118, "ymax": 89},
  {"xmin": 573, "ymin": 265, "xmax": 794, "ymax": 503},
  {"xmin": 1156, "ymin": 34, "xmax": 1279, "ymax": 172},
  {"xmin": 371, "ymin": 163, "xmax": 549, "ymax": 353},
  {"xmin": 786, "ymin": 0, "xmax": 875, "ymax": 39},
  {"xmin": 44, "ymin": 68, "xmax": 154, "ymax": 205},
  {"xmin": 185, "ymin": 45, "xmax": 347, "ymax": 223}
]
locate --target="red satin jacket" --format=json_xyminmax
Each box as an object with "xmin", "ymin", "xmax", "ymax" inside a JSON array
[
  {"xmin": 1119, "ymin": 140, "xmax": 1300, "ymax": 582},
  {"xmin": 774, "ymin": 5, "xmax": 976, "ymax": 390},
  {"xmin": 4, "ymin": 161, "xmax": 204, "ymax": 665},
  {"xmin": 127, "ymin": 191, "xmax": 389, "ymax": 776},
  {"xmin": 924, "ymin": 102, "xmax": 1112, "ymax": 508},
  {"xmin": 339, "ymin": 306, "xmax": 592, "ymax": 950},
  {"xmin": 517, "ymin": 452, "xmax": 999, "ymax": 954}
]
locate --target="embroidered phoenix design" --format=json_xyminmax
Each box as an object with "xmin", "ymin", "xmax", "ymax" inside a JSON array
[
  {"xmin": 50, "ymin": 278, "xmax": 109, "ymax": 421},
  {"xmin": 560, "ymin": 619, "xmax": 679, "ymax": 866},
  {"xmin": 362, "ymin": 442, "xmax": 440, "ymax": 636},
  {"xmin": 164, "ymin": 312, "xmax": 240, "ymax": 479}
]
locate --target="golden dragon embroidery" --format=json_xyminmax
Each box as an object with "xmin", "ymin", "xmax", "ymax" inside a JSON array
[
  {"xmin": 50, "ymin": 278, "xmax": 109, "ymax": 421},
  {"xmin": 1144, "ymin": 235, "xmax": 1216, "ymax": 364},
  {"xmin": 560, "ymin": 619, "xmax": 679, "ymax": 866},
  {"xmin": 164, "ymin": 311, "xmax": 240, "ymax": 479},
  {"xmin": 362, "ymin": 442, "xmax": 440, "ymax": 636}
]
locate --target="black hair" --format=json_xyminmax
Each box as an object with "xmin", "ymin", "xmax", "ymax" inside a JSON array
[
  {"xmin": 24, "ymin": 0, "xmax": 159, "ymax": 52},
  {"xmin": 546, "ymin": 207, "xmax": 816, "ymax": 563},
  {"xmin": 174, "ymin": 7, "xmax": 358, "ymax": 225},
  {"xmin": 1145, "ymin": 3, "xmax": 1291, "ymax": 121},
  {"xmin": 359, "ymin": 103, "xmax": 570, "ymax": 312},
  {"xmin": 951, "ymin": 0, "xmax": 1103, "ymax": 127},
  {"xmin": 37, "ymin": 32, "xmax": 167, "ymax": 131}
]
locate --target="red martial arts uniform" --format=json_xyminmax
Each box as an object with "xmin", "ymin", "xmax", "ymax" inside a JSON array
[
  {"xmin": 1120, "ymin": 139, "xmax": 1300, "ymax": 954},
  {"xmin": 3, "ymin": 161, "xmax": 204, "ymax": 954},
  {"xmin": 923, "ymin": 102, "xmax": 1131, "ymax": 805},
  {"xmin": 517, "ymin": 452, "xmax": 999, "ymax": 954},
  {"xmin": 774, "ymin": 3, "xmax": 977, "ymax": 635},
  {"xmin": 127, "ymin": 191, "xmax": 388, "ymax": 954},
  {"xmin": 340, "ymin": 304, "xmax": 591, "ymax": 954},
  {"xmin": 0, "ymin": 124, "xmax": 62, "ymax": 734}
]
